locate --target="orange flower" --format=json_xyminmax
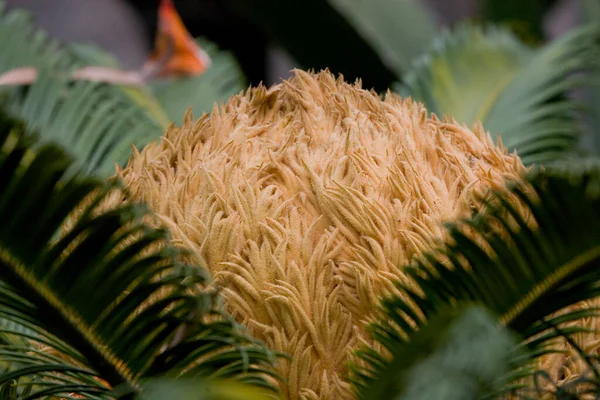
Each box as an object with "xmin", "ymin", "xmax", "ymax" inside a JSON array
[{"xmin": 144, "ymin": 0, "xmax": 211, "ymax": 78}]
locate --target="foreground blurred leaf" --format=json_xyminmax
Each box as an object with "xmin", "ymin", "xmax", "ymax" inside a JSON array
[
  {"xmin": 353, "ymin": 304, "xmax": 518, "ymax": 400},
  {"xmin": 400, "ymin": 23, "xmax": 600, "ymax": 165},
  {"xmin": 70, "ymin": 38, "xmax": 246, "ymax": 127},
  {"xmin": 579, "ymin": 0, "xmax": 600, "ymax": 154},
  {"xmin": 351, "ymin": 165, "xmax": 600, "ymax": 398},
  {"xmin": 0, "ymin": 1, "xmax": 165, "ymax": 175},
  {"xmin": 0, "ymin": 110, "xmax": 280, "ymax": 398},
  {"xmin": 125, "ymin": 378, "xmax": 273, "ymax": 400}
]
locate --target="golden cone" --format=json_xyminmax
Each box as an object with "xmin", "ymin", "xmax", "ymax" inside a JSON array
[{"xmin": 113, "ymin": 69, "xmax": 532, "ymax": 399}]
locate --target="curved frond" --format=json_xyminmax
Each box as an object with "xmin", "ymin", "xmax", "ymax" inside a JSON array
[
  {"xmin": 580, "ymin": 0, "xmax": 600, "ymax": 155},
  {"xmin": 399, "ymin": 23, "xmax": 600, "ymax": 165},
  {"xmin": 130, "ymin": 378, "xmax": 274, "ymax": 400},
  {"xmin": 350, "ymin": 165, "xmax": 600, "ymax": 399},
  {"xmin": 0, "ymin": 1, "xmax": 165, "ymax": 177},
  {"xmin": 0, "ymin": 2, "xmax": 248, "ymax": 177},
  {"xmin": 69, "ymin": 37, "xmax": 247, "ymax": 128},
  {"xmin": 353, "ymin": 304, "xmax": 519, "ymax": 400},
  {"xmin": 2, "ymin": 70, "xmax": 161, "ymax": 178},
  {"xmin": 0, "ymin": 111, "xmax": 279, "ymax": 398}
]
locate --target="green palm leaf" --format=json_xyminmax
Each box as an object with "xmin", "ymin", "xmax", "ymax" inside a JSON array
[
  {"xmin": 0, "ymin": 0, "xmax": 167, "ymax": 129},
  {"xmin": 399, "ymin": 23, "xmax": 600, "ymax": 165},
  {"xmin": 0, "ymin": 1, "xmax": 247, "ymax": 177},
  {"xmin": 1, "ymin": 70, "xmax": 161, "ymax": 178},
  {"xmin": 0, "ymin": 2, "xmax": 69, "ymax": 73},
  {"xmin": 350, "ymin": 164, "xmax": 600, "ymax": 399},
  {"xmin": 0, "ymin": 111, "xmax": 279, "ymax": 399},
  {"xmin": 129, "ymin": 378, "xmax": 274, "ymax": 400},
  {"xmin": 580, "ymin": 0, "xmax": 600, "ymax": 154},
  {"xmin": 67, "ymin": 42, "xmax": 173, "ymax": 131},
  {"xmin": 0, "ymin": 1, "xmax": 164, "ymax": 177},
  {"xmin": 69, "ymin": 38, "xmax": 247, "ymax": 127},
  {"xmin": 364, "ymin": 304, "xmax": 518, "ymax": 400}
]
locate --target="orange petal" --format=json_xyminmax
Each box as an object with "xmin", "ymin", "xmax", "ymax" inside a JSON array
[{"xmin": 146, "ymin": 0, "xmax": 211, "ymax": 78}]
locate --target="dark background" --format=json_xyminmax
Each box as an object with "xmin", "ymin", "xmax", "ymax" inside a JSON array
[{"xmin": 6, "ymin": 0, "xmax": 576, "ymax": 89}]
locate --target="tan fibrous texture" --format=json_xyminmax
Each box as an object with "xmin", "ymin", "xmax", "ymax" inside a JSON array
[{"xmin": 116, "ymin": 70, "xmax": 526, "ymax": 399}]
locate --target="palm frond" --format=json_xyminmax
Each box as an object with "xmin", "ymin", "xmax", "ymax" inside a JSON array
[
  {"xmin": 69, "ymin": 38, "xmax": 247, "ymax": 127},
  {"xmin": 2, "ymin": 69, "xmax": 161, "ymax": 178},
  {"xmin": 350, "ymin": 165, "xmax": 600, "ymax": 399},
  {"xmin": 0, "ymin": 0, "xmax": 167, "ymax": 129},
  {"xmin": 580, "ymin": 0, "xmax": 600, "ymax": 155},
  {"xmin": 127, "ymin": 378, "xmax": 274, "ymax": 400},
  {"xmin": 0, "ymin": 1, "xmax": 165, "ymax": 177},
  {"xmin": 352, "ymin": 304, "xmax": 519, "ymax": 400},
  {"xmin": 0, "ymin": 110, "xmax": 279, "ymax": 398},
  {"xmin": 0, "ymin": 1, "xmax": 248, "ymax": 177},
  {"xmin": 0, "ymin": 2, "xmax": 69, "ymax": 73},
  {"xmin": 399, "ymin": 23, "xmax": 600, "ymax": 165},
  {"xmin": 67, "ymin": 42, "xmax": 173, "ymax": 130}
]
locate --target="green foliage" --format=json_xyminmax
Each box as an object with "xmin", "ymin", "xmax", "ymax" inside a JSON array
[
  {"xmin": 0, "ymin": 111, "xmax": 280, "ymax": 398},
  {"xmin": 354, "ymin": 304, "xmax": 518, "ymax": 400},
  {"xmin": 0, "ymin": 1, "xmax": 161, "ymax": 177},
  {"xmin": 0, "ymin": 2, "xmax": 69, "ymax": 73},
  {"xmin": 129, "ymin": 378, "xmax": 273, "ymax": 400},
  {"xmin": 351, "ymin": 164, "xmax": 600, "ymax": 399},
  {"xmin": 70, "ymin": 38, "xmax": 247, "ymax": 127},
  {"xmin": 399, "ymin": 23, "xmax": 600, "ymax": 165},
  {"xmin": 0, "ymin": 1, "xmax": 246, "ymax": 177},
  {"xmin": 579, "ymin": 0, "xmax": 600, "ymax": 154},
  {"xmin": 2, "ymin": 70, "xmax": 159, "ymax": 178}
]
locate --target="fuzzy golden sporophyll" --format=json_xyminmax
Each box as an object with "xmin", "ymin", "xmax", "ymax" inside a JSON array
[{"xmin": 114, "ymin": 70, "xmax": 525, "ymax": 399}]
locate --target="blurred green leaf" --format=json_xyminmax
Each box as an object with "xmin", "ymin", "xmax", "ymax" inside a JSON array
[
  {"xmin": 0, "ymin": 110, "xmax": 280, "ymax": 398},
  {"xmin": 69, "ymin": 38, "xmax": 246, "ymax": 127},
  {"xmin": 0, "ymin": 1, "xmax": 249, "ymax": 177},
  {"xmin": 68, "ymin": 42, "xmax": 172, "ymax": 129},
  {"xmin": 579, "ymin": 0, "xmax": 600, "ymax": 154},
  {"xmin": 327, "ymin": 0, "xmax": 437, "ymax": 76},
  {"xmin": 0, "ymin": 2, "xmax": 69, "ymax": 73},
  {"xmin": 127, "ymin": 378, "xmax": 274, "ymax": 400},
  {"xmin": 353, "ymin": 304, "xmax": 518, "ymax": 400},
  {"xmin": 0, "ymin": 1, "xmax": 165, "ymax": 176},
  {"xmin": 400, "ymin": 23, "xmax": 600, "ymax": 165},
  {"xmin": 351, "ymin": 165, "xmax": 600, "ymax": 399},
  {"xmin": 3, "ymin": 70, "xmax": 160, "ymax": 178}
]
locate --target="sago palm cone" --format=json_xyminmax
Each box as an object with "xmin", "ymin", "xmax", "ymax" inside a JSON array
[{"xmin": 114, "ymin": 69, "xmax": 534, "ymax": 399}]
